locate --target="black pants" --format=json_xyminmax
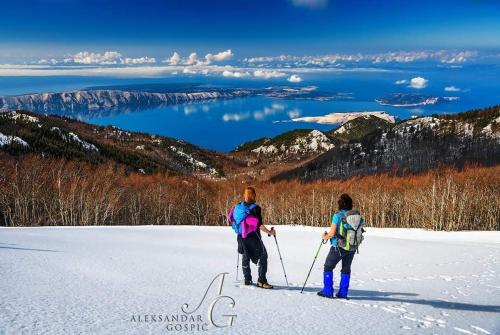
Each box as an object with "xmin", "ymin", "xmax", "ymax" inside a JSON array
[
  {"xmin": 324, "ymin": 246, "xmax": 355, "ymax": 274},
  {"xmin": 241, "ymin": 238, "xmax": 268, "ymax": 283}
]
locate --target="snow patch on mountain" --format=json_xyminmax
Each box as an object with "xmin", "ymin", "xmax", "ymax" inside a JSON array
[
  {"xmin": 49, "ymin": 127, "xmax": 99, "ymax": 151},
  {"xmin": 0, "ymin": 132, "xmax": 29, "ymax": 147},
  {"xmin": 288, "ymin": 129, "xmax": 334, "ymax": 152},
  {"xmin": 289, "ymin": 111, "xmax": 395, "ymax": 125},
  {"xmin": 252, "ymin": 130, "xmax": 334, "ymax": 158},
  {"xmin": 252, "ymin": 142, "xmax": 279, "ymax": 155},
  {"xmin": 169, "ymin": 145, "xmax": 218, "ymax": 176},
  {"xmin": 2, "ymin": 111, "xmax": 40, "ymax": 123},
  {"xmin": 481, "ymin": 116, "xmax": 500, "ymax": 139},
  {"xmin": 68, "ymin": 132, "xmax": 99, "ymax": 152}
]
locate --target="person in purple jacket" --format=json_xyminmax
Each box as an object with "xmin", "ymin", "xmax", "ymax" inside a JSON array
[{"xmin": 228, "ymin": 187, "xmax": 275, "ymax": 289}]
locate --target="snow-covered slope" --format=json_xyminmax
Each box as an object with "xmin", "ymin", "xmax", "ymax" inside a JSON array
[
  {"xmin": 329, "ymin": 114, "xmax": 393, "ymax": 142},
  {"xmin": 0, "ymin": 226, "xmax": 498, "ymax": 334},
  {"xmin": 0, "ymin": 110, "xmax": 223, "ymax": 176},
  {"xmin": 277, "ymin": 107, "xmax": 500, "ymax": 180},
  {"xmin": 0, "ymin": 131, "xmax": 29, "ymax": 147},
  {"xmin": 234, "ymin": 129, "xmax": 335, "ymax": 162}
]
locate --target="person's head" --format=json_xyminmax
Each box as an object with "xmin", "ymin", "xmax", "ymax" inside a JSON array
[
  {"xmin": 338, "ymin": 193, "xmax": 353, "ymax": 211},
  {"xmin": 244, "ymin": 186, "xmax": 257, "ymax": 203}
]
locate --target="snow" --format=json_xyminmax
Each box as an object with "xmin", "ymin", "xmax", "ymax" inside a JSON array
[
  {"xmin": 0, "ymin": 131, "xmax": 29, "ymax": 147},
  {"xmin": 0, "ymin": 226, "xmax": 498, "ymax": 335},
  {"xmin": 252, "ymin": 130, "xmax": 334, "ymax": 157},
  {"xmin": 334, "ymin": 115, "xmax": 376, "ymax": 135},
  {"xmin": 290, "ymin": 111, "xmax": 395, "ymax": 125},
  {"xmin": 252, "ymin": 144, "xmax": 278, "ymax": 154},
  {"xmin": 169, "ymin": 145, "xmax": 218, "ymax": 175},
  {"xmin": 50, "ymin": 127, "xmax": 99, "ymax": 151},
  {"xmin": 68, "ymin": 132, "xmax": 99, "ymax": 152},
  {"xmin": 481, "ymin": 116, "xmax": 500, "ymax": 139},
  {"xmin": 2, "ymin": 111, "xmax": 40, "ymax": 123}
]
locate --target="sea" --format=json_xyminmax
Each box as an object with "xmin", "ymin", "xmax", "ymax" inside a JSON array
[{"xmin": 0, "ymin": 64, "xmax": 498, "ymax": 151}]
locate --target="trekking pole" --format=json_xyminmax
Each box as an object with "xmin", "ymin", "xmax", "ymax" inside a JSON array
[
  {"xmin": 300, "ymin": 233, "xmax": 328, "ymax": 294},
  {"xmin": 268, "ymin": 227, "xmax": 289, "ymax": 287},
  {"xmin": 236, "ymin": 252, "xmax": 240, "ymax": 281}
]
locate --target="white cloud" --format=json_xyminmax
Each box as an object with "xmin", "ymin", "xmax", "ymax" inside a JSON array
[
  {"xmin": 409, "ymin": 77, "xmax": 428, "ymax": 89},
  {"xmin": 444, "ymin": 85, "xmax": 461, "ymax": 92},
  {"xmin": 395, "ymin": 79, "xmax": 407, "ymax": 85},
  {"xmin": 243, "ymin": 50, "xmax": 478, "ymax": 67},
  {"xmin": 164, "ymin": 49, "xmax": 233, "ymax": 66},
  {"xmin": 185, "ymin": 52, "xmax": 198, "ymax": 65},
  {"xmin": 67, "ymin": 51, "xmax": 123, "ymax": 65},
  {"xmin": 287, "ymin": 74, "xmax": 303, "ymax": 83},
  {"xmin": 164, "ymin": 52, "xmax": 181, "ymax": 65},
  {"xmin": 182, "ymin": 68, "xmax": 197, "ymax": 74},
  {"xmin": 292, "ymin": 0, "xmax": 328, "ymax": 9},
  {"xmin": 205, "ymin": 49, "xmax": 233, "ymax": 63},
  {"xmin": 122, "ymin": 56, "xmax": 156, "ymax": 65},
  {"xmin": 62, "ymin": 51, "xmax": 155, "ymax": 65},
  {"xmin": 0, "ymin": 63, "xmax": 393, "ymax": 77},
  {"xmin": 222, "ymin": 70, "xmax": 250, "ymax": 78},
  {"xmin": 253, "ymin": 69, "xmax": 287, "ymax": 79},
  {"xmin": 37, "ymin": 58, "xmax": 59, "ymax": 65},
  {"xmin": 440, "ymin": 51, "xmax": 477, "ymax": 64}
]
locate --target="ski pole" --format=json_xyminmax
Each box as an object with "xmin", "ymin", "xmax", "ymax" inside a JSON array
[
  {"xmin": 300, "ymin": 233, "xmax": 328, "ymax": 294},
  {"xmin": 236, "ymin": 252, "xmax": 240, "ymax": 281},
  {"xmin": 269, "ymin": 227, "xmax": 289, "ymax": 287}
]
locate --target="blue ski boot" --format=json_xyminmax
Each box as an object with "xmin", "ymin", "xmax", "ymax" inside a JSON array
[
  {"xmin": 317, "ymin": 271, "xmax": 334, "ymax": 299},
  {"xmin": 336, "ymin": 273, "xmax": 350, "ymax": 299}
]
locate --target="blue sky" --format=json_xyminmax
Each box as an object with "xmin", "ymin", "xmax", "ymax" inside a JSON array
[
  {"xmin": 1, "ymin": 0, "xmax": 500, "ymax": 59},
  {"xmin": 0, "ymin": 0, "xmax": 499, "ymax": 80}
]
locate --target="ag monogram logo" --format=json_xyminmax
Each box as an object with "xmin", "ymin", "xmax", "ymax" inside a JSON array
[{"xmin": 181, "ymin": 272, "xmax": 237, "ymax": 328}]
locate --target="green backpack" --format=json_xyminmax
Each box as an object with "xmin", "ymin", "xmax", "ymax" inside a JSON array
[{"xmin": 337, "ymin": 210, "xmax": 365, "ymax": 252}]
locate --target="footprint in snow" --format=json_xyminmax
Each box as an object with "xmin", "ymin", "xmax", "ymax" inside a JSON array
[
  {"xmin": 373, "ymin": 278, "xmax": 387, "ymax": 282},
  {"xmin": 235, "ymin": 284, "xmax": 256, "ymax": 290},
  {"xmin": 470, "ymin": 325, "xmax": 491, "ymax": 334},
  {"xmin": 453, "ymin": 327, "xmax": 478, "ymax": 334},
  {"xmin": 388, "ymin": 305, "xmax": 407, "ymax": 312},
  {"xmin": 380, "ymin": 306, "xmax": 399, "ymax": 314}
]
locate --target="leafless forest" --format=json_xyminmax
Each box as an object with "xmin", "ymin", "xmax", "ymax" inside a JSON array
[{"xmin": 1, "ymin": 156, "xmax": 498, "ymax": 230}]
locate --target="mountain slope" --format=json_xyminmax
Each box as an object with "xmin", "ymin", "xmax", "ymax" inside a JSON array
[
  {"xmin": 273, "ymin": 106, "xmax": 500, "ymax": 181},
  {"xmin": 0, "ymin": 110, "xmax": 223, "ymax": 177},
  {"xmin": 232, "ymin": 129, "xmax": 336, "ymax": 163},
  {"xmin": 327, "ymin": 114, "xmax": 393, "ymax": 142}
]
